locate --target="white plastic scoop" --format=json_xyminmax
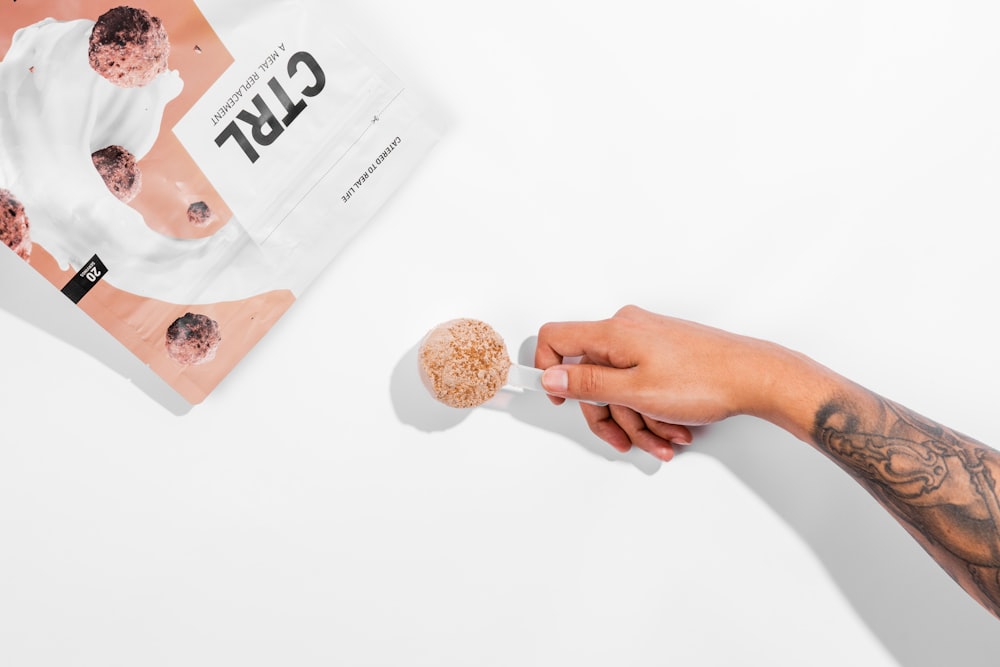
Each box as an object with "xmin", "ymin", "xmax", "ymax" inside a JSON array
[
  {"xmin": 418, "ymin": 318, "xmax": 606, "ymax": 408},
  {"xmin": 503, "ymin": 355, "xmax": 608, "ymax": 406}
]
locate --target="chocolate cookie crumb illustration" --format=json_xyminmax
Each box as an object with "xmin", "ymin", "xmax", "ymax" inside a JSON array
[
  {"xmin": 418, "ymin": 318, "xmax": 511, "ymax": 408},
  {"xmin": 92, "ymin": 145, "xmax": 142, "ymax": 202},
  {"xmin": 88, "ymin": 6, "xmax": 170, "ymax": 88},
  {"xmin": 165, "ymin": 312, "xmax": 221, "ymax": 365},
  {"xmin": 0, "ymin": 188, "xmax": 32, "ymax": 261},
  {"xmin": 187, "ymin": 201, "xmax": 214, "ymax": 227}
]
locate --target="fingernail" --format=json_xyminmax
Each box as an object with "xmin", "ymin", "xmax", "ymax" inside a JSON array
[
  {"xmin": 542, "ymin": 368, "xmax": 569, "ymax": 393},
  {"xmin": 671, "ymin": 437, "xmax": 691, "ymax": 446}
]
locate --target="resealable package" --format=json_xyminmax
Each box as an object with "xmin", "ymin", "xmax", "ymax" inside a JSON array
[{"xmin": 0, "ymin": 0, "xmax": 439, "ymax": 403}]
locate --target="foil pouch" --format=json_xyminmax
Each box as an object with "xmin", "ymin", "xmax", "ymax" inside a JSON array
[{"xmin": 0, "ymin": 0, "xmax": 439, "ymax": 403}]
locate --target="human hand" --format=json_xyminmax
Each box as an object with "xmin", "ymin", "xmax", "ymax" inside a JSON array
[
  {"xmin": 535, "ymin": 305, "xmax": 806, "ymax": 461},
  {"xmin": 540, "ymin": 307, "xmax": 1000, "ymax": 620}
]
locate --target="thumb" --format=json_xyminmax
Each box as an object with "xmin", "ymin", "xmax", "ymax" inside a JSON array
[{"xmin": 541, "ymin": 363, "xmax": 630, "ymax": 405}]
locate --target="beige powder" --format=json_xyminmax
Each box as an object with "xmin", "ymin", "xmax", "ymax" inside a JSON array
[{"xmin": 419, "ymin": 318, "xmax": 512, "ymax": 408}]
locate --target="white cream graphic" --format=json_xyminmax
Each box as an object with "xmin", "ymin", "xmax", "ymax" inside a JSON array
[{"xmin": 0, "ymin": 17, "xmax": 285, "ymax": 304}]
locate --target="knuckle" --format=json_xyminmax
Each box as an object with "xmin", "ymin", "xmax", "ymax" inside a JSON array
[
  {"xmin": 615, "ymin": 304, "xmax": 645, "ymax": 320},
  {"xmin": 577, "ymin": 366, "xmax": 604, "ymax": 396}
]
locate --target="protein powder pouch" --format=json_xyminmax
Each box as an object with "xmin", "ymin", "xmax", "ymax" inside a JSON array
[{"xmin": 0, "ymin": 1, "xmax": 440, "ymax": 403}]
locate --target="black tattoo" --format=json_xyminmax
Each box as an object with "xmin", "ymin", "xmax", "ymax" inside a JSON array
[{"xmin": 813, "ymin": 395, "xmax": 1000, "ymax": 617}]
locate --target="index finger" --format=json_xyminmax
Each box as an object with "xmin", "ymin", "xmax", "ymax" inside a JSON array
[{"xmin": 534, "ymin": 320, "xmax": 617, "ymax": 370}]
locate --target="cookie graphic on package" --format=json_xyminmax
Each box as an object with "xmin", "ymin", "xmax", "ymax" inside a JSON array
[
  {"xmin": 186, "ymin": 201, "xmax": 215, "ymax": 227},
  {"xmin": 165, "ymin": 312, "xmax": 222, "ymax": 365},
  {"xmin": 92, "ymin": 145, "xmax": 142, "ymax": 203},
  {"xmin": 0, "ymin": 188, "xmax": 32, "ymax": 261},
  {"xmin": 88, "ymin": 6, "xmax": 170, "ymax": 88}
]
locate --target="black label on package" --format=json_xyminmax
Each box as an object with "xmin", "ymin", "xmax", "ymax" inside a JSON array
[{"xmin": 61, "ymin": 254, "xmax": 108, "ymax": 304}]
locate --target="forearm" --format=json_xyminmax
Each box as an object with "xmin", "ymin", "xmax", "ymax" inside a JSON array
[
  {"xmin": 535, "ymin": 306, "xmax": 1000, "ymax": 617},
  {"xmin": 758, "ymin": 347, "xmax": 1000, "ymax": 619}
]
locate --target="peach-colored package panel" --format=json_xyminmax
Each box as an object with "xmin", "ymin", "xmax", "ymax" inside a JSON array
[
  {"xmin": 29, "ymin": 245, "xmax": 295, "ymax": 404},
  {"xmin": 0, "ymin": 2, "xmax": 272, "ymax": 402},
  {"xmin": 1, "ymin": 0, "xmax": 236, "ymax": 239}
]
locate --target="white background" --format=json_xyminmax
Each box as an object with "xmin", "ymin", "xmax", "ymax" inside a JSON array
[{"xmin": 3, "ymin": 1, "xmax": 1000, "ymax": 664}]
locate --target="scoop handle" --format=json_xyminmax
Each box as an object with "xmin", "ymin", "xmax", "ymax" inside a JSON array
[{"xmin": 506, "ymin": 364, "xmax": 608, "ymax": 407}]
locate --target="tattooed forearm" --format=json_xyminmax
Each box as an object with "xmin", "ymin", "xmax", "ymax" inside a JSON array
[{"xmin": 813, "ymin": 394, "xmax": 1000, "ymax": 617}]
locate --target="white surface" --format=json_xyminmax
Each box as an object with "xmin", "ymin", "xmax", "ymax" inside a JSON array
[{"xmin": 2, "ymin": 1, "xmax": 1000, "ymax": 665}]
